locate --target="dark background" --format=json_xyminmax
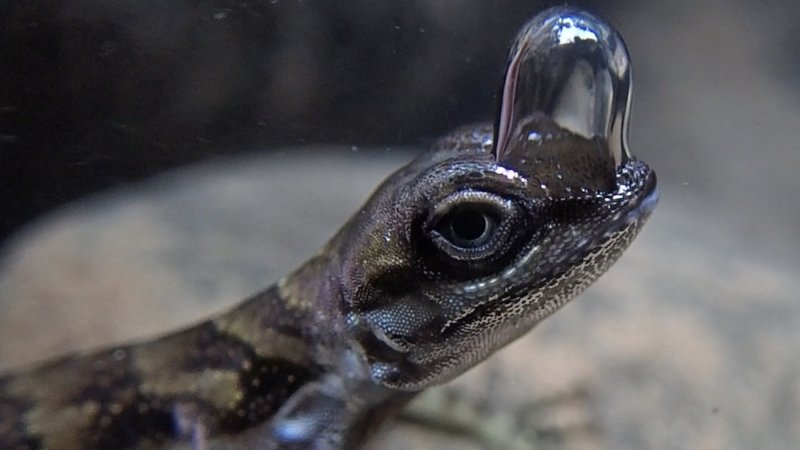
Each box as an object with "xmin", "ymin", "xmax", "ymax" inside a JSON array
[{"xmin": 1, "ymin": 0, "xmax": 617, "ymax": 246}]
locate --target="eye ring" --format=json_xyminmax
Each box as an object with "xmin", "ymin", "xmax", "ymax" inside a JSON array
[{"xmin": 425, "ymin": 191, "xmax": 521, "ymax": 263}]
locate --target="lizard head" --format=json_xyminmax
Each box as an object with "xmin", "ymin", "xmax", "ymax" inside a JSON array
[{"xmin": 336, "ymin": 7, "xmax": 658, "ymax": 390}]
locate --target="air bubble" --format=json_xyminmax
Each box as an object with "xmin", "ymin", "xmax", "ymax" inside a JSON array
[{"xmin": 494, "ymin": 7, "xmax": 632, "ymax": 168}]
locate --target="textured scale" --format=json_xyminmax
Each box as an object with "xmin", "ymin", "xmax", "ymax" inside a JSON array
[{"xmin": 0, "ymin": 7, "xmax": 657, "ymax": 450}]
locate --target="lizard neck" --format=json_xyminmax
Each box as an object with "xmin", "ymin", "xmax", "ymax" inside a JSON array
[
  {"xmin": 214, "ymin": 251, "xmax": 352, "ymax": 370},
  {"xmin": 214, "ymin": 258, "xmax": 339, "ymax": 368},
  {"xmin": 213, "ymin": 252, "xmax": 413, "ymax": 447}
]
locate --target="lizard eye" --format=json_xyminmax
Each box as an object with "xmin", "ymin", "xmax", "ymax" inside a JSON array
[
  {"xmin": 437, "ymin": 205, "xmax": 498, "ymax": 249},
  {"xmin": 426, "ymin": 191, "xmax": 521, "ymax": 264}
]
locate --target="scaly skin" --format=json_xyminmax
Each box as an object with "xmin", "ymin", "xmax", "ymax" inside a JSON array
[{"xmin": 0, "ymin": 8, "xmax": 657, "ymax": 450}]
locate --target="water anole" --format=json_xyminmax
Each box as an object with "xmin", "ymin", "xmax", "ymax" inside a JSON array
[{"xmin": 0, "ymin": 7, "xmax": 657, "ymax": 450}]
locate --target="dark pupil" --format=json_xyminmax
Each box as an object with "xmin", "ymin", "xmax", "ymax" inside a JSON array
[{"xmin": 449, "ymin": 209, "xmax": 489, "ymax": 243}]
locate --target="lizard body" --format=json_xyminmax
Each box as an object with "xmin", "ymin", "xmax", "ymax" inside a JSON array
[{"xmin": 0, "ymin": 8, "xmax": 657, "ymax": 450}]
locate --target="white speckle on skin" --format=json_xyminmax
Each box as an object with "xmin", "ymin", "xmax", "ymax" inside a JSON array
[
  {"xmin": 462, "ymin": 284, "xmax": 478, "ymax": 293},
  {"xmin": 493, "ymin": 166, "xmax": 525, "ymax": 184}
]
